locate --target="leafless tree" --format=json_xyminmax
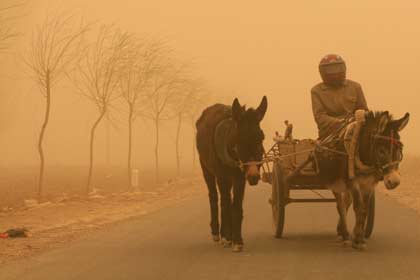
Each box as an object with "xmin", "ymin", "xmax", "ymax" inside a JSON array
[
  {"xmin": 172, "ymin": 79, "xmax": 205, "ymax": 176},
  {"xmin": 0, "ymin": 2, "xmax": 23, "ymax": 131},
  {"xmin": 119, "ymin": 38, "xmax": 162, "ymax": 189},
  {"xmin": 0, "ymin": 2, "xmax": 23, "ymax": 51},
  {"xmin": 185, "ymin": 91, "xmax": 211, "ymax": 168},
  {"xmin": 140, "ymin": 55, "xmax": 185, "ymax": 183},
  {"xmin": 24, "ymin": 13, "xmax": 89, "ymax": 200},
  {"xmin": 71, "ymin": 25, "xmax": 132, "ymax": 193}
]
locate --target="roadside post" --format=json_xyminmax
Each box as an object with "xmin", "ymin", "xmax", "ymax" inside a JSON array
[{"xmin": 131, "ymin": 168, "xmax": 139, "ymax": 191}]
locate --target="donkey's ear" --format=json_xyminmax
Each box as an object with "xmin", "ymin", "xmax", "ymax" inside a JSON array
[
  {"xmin": 390, "ymin": 112, "xmax": 410, "ymax": 132},
  {"xmin": 377, "ymin": 111, "xmax": 389, "ymax": 133},
  {"xmin": 232, "ymin": 98, "xmax": 244, "ymax": 121},
  {"xmin": 255, "ymin": 96, "xmax": 268, "ymax": 122}
]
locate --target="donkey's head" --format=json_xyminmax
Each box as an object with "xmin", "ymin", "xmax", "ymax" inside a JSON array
[
  {"xmin": 232, "ymin": 96, "xmax": 267, "ymax": 186},
  {"xmin": 359, "ymin": 111, "xmax": 410, "ymax": 190}
]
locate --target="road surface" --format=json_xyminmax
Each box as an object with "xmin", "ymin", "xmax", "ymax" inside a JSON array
[{"xmin": 2, "ymin": 183, "xmax": 420, "ymax": 280}]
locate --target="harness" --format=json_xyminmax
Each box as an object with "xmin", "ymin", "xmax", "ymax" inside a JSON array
[
  {"xmin": 214, "ymin": 118, "xmax": 239, "ymax": 169},
  {"xmin": 369, "ymin": 131, "xmax": 403, "ymax": 174},
  {"xmin": 315, "ymin": 114, "xmax": 403, "ymax": 180},
  {"xmin": 214, "ymin": 118, "xmax": 260, "ymax": 172}
]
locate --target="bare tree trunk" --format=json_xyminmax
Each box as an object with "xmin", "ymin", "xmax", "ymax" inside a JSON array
[
  {"xmin": 154, "ymin": 118, "xmax": 159, "ymax": 183},
  {"xmin": 193, "ymin": 135, "xmax": 196, "ymax": 168},
  {"xmin": 86, "ymin": 110, "xmax": 106, "ymax": 193},
  {"xmin": 105, "ymin": 114, "xmax": 110, "ymax": 171},
  {"xmin": 191, "ymin": 117, "xmax": 196, "ymax": 168},
  {"xmin": 175, "ymin": 113, "xmax": 182, "ymax": 177},
  {"xmin": 37, "ymin": 70, "xmax": 51, "ymax": 201},
  {"xmin": 127, "ymin": 104, "xmax": 134, "ymax": 190}
]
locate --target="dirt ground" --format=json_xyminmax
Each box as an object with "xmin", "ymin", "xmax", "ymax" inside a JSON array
[
  {"xmin": 0, "ymin": 165, "xmax": 194, "ymax": 209},
  {"xmin": 0, "ymin": 166, "xmax": 206, "ymax": 265},
  {"xmin": 0, "ymin": 157, "xmax": 418, "ymax": 265}
]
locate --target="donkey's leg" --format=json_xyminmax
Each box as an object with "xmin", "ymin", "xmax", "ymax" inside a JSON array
[
  {"xmin": 217, "ymin": 177, "xmax": 232, "ymax": 247},
  {"xmin": 334, "ymin": 191, "xmax": 351, "ymax": 246},
  {"xmin": 344, "ymin": 191, "xmax": 353, "ymax": 213},
  {"xmin": 232, "ymin": 174, "xmax": 246, "ymax": 252},
  {"xmin": 351, "ymin": 183, "xmax": 367, "ymax": 250},
  {"xmin": 334, "ymin": 192, "xmax": 343, "ymax": 237},
  {"xmin": 362, "ymin": 188, "xmax": 374, "ymax": 233},
  {"xmin": 202, "ymin": 166, "xmax": 219, "ymax": 242}
]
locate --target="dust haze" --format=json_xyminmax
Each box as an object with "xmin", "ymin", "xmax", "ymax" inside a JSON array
[
  {"xmin": 2, "ymin": 0, "xmax": 420, "ymax": 274},
  {"xmin": 0, "ymin": 1, "xmax": 418, "ymax": 178}
]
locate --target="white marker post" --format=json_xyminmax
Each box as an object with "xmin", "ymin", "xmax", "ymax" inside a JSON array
[{"xmin": 131, "ymin": 168, "xmax": 139, "ymax": 190}]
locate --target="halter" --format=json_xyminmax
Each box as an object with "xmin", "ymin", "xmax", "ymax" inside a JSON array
[
  {"xmin": 231, "ymin": 143, "xmax": 263, "ymax": 172},
  {"xmin": 371, "ymin": 134, "xmax": 402, "ymax": 147},
  {"xmin": 369, "ymin": 129, "xmax": 403, "ymax": 175},
  {"xmin": 239, "ymin": 160, "xmax": 262, "ymax": 172}
]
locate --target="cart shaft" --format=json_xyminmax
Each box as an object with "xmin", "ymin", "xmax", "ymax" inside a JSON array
[{"xmin": 287, "ymin": 198, "xmax": 336, "ymax": 203}]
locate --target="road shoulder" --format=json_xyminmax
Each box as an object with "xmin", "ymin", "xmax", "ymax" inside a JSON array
[{"xmin": 0, "ymin": 177, "xmax": 205, "ymax": 265}]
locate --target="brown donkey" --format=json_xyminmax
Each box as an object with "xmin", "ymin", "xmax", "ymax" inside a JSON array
[
  {"xmin": 196, "ymin": 96, "xmax": 267, "ymax": 252},
  {"xmin": 317, "ymin": 111, "xmax": 409, "ymax": 250}
]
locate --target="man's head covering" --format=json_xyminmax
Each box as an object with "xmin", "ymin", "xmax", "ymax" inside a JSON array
[{"xmin": 319, "ymin": 54, "xmax": 346, "ymax": 87}]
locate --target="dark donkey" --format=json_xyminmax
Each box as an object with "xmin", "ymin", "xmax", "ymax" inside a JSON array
[
  {"xmin": 317, "ymin": 110, "xmax": 410, "ymax": 250},
  {"xmin": 196, "ymin": 96, "xmax": 267, "ymax": 252}
]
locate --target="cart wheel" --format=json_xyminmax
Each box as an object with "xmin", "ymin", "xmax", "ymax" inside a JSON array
[
  {"xmin": 364, "ymin": 192, "xmax": 375, "ymax": 238},
  {"xmin": 272, "ymin": 161, "xmax": 287, "ymax": 238}
]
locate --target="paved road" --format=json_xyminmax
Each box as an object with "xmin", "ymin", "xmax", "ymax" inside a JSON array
[{"xmin": 2, "ymin": 183, "xmax": 420, "ymax": 280}]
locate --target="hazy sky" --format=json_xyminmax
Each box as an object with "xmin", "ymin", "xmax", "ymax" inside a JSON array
[{"xmin": 0, "ymin": 0, "xmax": 418, "ymax": 168}]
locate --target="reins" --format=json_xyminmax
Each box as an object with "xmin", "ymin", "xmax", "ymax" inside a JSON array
[{"xmin": 240, "ymin": 149, "xmax": 316, "ymax": 170}]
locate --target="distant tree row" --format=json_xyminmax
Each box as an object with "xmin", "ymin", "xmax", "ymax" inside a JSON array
[
  {"xmin": 0, "ymin": 2, "xmax": 21, "ymax": 52},
  {"xmin": 1, "ymin": 10, "xmax": 211, "ymax": 200}
]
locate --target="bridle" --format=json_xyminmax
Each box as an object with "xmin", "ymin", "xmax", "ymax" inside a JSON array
[
  {"xmin": 231, "ymin": 145, "xmax": 264, "ymax": 172},
  {"xmin": 216, "ymin": 118, "xmax": 262, "ymax": 171},
  {"xmin": 238, "ymin": 161, "xmax": 262, "ymax": 172},
  {"xmin": 368, "ymin": 129, "xmax": 403, "ymax": 176}
]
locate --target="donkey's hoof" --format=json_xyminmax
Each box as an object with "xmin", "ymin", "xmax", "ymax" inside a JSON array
[
  {"xmin": 343, "ymin": 239, "xmax": 352, "ymax": 247},
  {"xmin": 212, "ymin": 235, "xmax": 220, "ymax": 242},
  {"xmin": 352, "ymin": 241, "xmax": 367, "ymax": 251},
  {"xmin": 232, "ymin": 243, "xmax": 243, "ymax": 253},
  {"xmin": 221, "ymin": 238, "xmax": 232, "ymax": 248},
  {"xmin": 336, "ymin": 235, "xmax": 344, "ymax": 243}
]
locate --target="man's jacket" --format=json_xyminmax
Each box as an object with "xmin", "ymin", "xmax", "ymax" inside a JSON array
[{"xmin": 311, "ymin": 79, "xmax": 368, "ymax": 139}]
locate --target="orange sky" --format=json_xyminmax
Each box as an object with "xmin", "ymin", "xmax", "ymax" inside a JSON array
[{"xmin": 0, "ymin": 0, "xmax": 418, "ymax": 167}]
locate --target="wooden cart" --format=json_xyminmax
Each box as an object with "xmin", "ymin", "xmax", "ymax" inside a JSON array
[{"xmin": 261, "ymin": 139, "xmax": 375, "ymax": 238}]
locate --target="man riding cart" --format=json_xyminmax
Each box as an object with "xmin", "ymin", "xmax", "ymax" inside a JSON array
[
  {"xmin": 262, "ymin": 54, "xmax": 409, "ymax": 250},
  {"xmin": 311, "ymin": 54, "xmax": 368, "ymax": 139}
]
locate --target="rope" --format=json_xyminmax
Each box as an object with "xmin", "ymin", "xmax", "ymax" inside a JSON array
[
  {"xmin": 381, "ymin": 161, "xmax": 400, "ymax": 170},
  {"xmin": 373, "ymin": 134, "xmax": 402, "ymax": 146},
  {"xmin": 259, "ymin": 144, "xmax": 348, "ymax": 166},
  {"xmin": 315, "ymin": 145, "xmax": 348, "ymax": 156},
  {"xmin": 240, "ymin": 149, "xmax": 317, "ymax": 167}
]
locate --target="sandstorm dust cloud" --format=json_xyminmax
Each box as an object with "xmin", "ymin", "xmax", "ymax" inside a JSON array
[{"xmin": 0, "ymin": 0, "xmax": 418, "ymax": 170}]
